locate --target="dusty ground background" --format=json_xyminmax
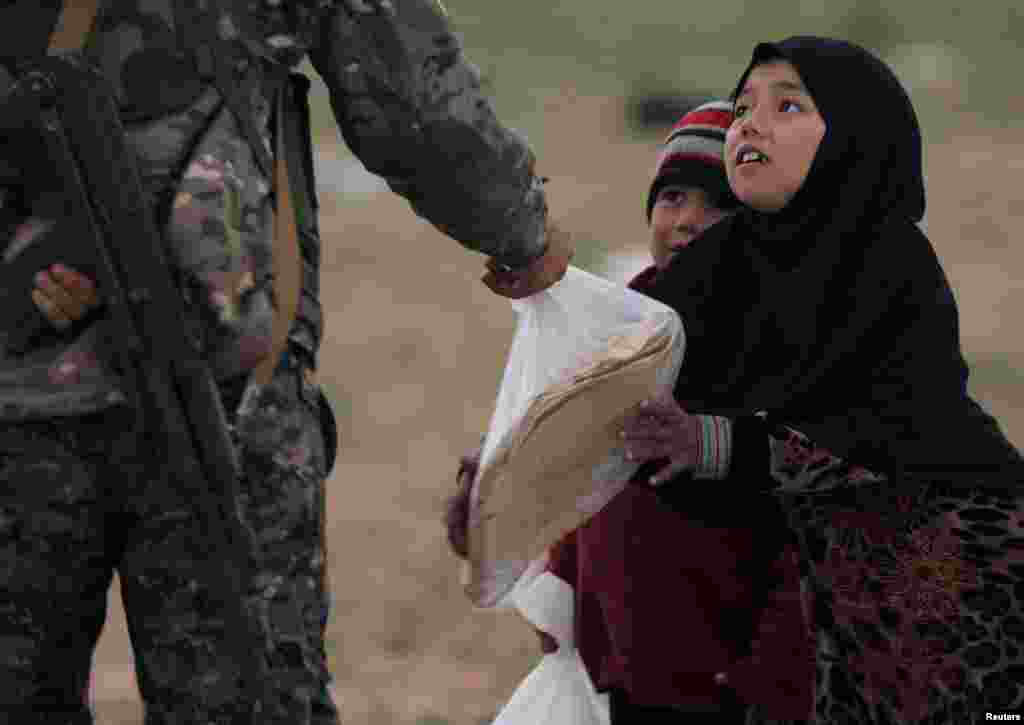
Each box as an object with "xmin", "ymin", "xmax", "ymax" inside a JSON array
[{"xmin": 88, "ymin": 2, "xmax": 1024, "ymax": 722}]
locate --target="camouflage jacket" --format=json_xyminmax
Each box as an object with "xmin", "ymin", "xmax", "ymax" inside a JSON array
[{"xmin": 0, "ymin": 0, "xmax": 547, "ymax": 420}]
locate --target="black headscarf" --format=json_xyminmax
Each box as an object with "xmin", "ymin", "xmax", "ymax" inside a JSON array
[{"xmin": 647, "ymin": 37, "xmax": 1023, "ymax": 487}]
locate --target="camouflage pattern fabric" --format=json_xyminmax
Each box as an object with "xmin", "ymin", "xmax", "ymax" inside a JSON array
[
  {"xmin": 0, "ymin": 362, "xmax": 336, "ymax": 724},
  {"xmin": 0, "ymin": 0, "xmax": 548, "ymax": 419}
]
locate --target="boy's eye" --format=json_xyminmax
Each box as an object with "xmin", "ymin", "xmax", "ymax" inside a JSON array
[
  {"xmin": 657, "ymin": 189, "xmax": 687, "ymax": 205},
  {"xmin": 780, "ymin": 100, "xmax": 802, "ymax": 113},
  {"xmin": 733, "ymin": 104, "xmax": 748, "ymax": 119}
]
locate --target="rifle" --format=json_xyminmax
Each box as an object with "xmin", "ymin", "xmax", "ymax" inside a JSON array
[{"xmin": 0, "ymin": 9, "xmax": 271, "ymax": 717}]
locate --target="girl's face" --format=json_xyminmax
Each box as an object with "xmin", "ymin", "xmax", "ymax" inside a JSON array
[{"xmin": 725, "ymin": 60, "xmax": 826, "ymax": 213}]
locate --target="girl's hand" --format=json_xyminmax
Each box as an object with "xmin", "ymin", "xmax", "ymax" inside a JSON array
[{"xmin": 621, "ymin": 394, "xmax": 701, "ymax": 485}]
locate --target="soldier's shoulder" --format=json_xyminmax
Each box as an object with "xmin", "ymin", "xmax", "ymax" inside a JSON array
[
  {"xmin": 83, "ymin": 1, "xmax": 340, "ymax": 120},
  {"xmin": 91, "ymin": 1, "xmax": 340, "ymax": 64},
  {"xmin": 217, "ymin": 0, "xmax": 342, "ymax": 66}
]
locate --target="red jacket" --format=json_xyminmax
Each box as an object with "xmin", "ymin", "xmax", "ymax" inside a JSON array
[{"xmin": 544, "ymin": 266, "xmax": 814, "ymax": 719}]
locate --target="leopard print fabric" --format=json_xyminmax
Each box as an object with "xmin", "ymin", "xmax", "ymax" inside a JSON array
[{"xmin": 766, "ymin": 424, "xmax": 1024, "ymax": 724}]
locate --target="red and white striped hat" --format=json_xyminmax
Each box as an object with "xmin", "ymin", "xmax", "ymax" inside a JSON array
[{"xmin": 645, "ymin": 99, "xmax": 738, "ymax": 220}]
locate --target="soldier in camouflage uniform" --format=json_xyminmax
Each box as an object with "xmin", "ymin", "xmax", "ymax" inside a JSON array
[{"xmin": 0, "ymin": 1, "xmax": 570, "ymax": 723}]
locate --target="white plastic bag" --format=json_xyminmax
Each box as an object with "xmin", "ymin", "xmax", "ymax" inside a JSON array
[
  {"xmin": 491, "ymin": 572, "xmax": 610, "ymax": 725},
  {"xmin": 464, "ymin": 266, "xmax": 685, "ymax": 606}
]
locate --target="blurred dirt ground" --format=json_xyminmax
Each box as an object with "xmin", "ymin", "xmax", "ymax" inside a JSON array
[{"xmin": 89, "ymin": 93, "xmax": 1024, "ymax": 724}]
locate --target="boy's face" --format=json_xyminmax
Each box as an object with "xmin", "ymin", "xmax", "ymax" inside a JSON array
[{"xmin": 649, "ymin": 184, "xmax": 732, "ymax": 270}]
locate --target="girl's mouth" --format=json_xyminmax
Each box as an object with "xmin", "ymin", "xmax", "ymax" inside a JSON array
[{"xmin": 736, "ymin": 144, "xmax": 769, "ymax": 165}]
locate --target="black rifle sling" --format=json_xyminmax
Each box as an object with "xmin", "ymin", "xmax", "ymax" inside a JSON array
[
  {"xmin": 0, "ymin": 1, "xmax": 62, "ymax": 65},
  {"xmin": 175, "ymin": 0, "xmax": 276, "ymax": 181},
  {"xmin": 26, "ymin": 0, "xmax": 270, "ymax": 715}
]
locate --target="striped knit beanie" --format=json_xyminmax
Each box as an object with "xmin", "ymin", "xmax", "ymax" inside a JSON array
[{"xmin": 645, "ymin": 99, "xmax": 738, "ymax": 221}]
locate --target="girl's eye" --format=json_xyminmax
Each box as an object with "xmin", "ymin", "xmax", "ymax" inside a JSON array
[
  {"xmin": 733, "ymin": 104, "xmax": 748, "ymax": 119},
  {"xmin": 780, "ymin": 100, "xmax": 802, "ymax": 113}
]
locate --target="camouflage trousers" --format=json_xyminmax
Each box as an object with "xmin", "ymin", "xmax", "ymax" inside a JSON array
[{"xmin": 0, "ymin": 363, "xmax": 339, "ymax": 725}]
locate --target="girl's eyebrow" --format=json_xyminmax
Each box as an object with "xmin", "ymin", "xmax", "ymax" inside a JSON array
[{"xmin": 736, "ymin": 79, "xmax": 810, "ymax": 100}]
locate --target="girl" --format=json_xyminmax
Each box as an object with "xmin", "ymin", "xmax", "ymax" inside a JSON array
[{"xmin": 625, "ymin": 37, "xmax": 1024, "ymax": 724}]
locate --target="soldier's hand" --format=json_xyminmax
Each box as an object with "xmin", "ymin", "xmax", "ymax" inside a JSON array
[
  {"xmin": 32, "ymin": 264, "xmax": 101, "ymax": 330},
  {"xmin": 482, "ymin": 222, "xmax": 573, "ymax": 299}
]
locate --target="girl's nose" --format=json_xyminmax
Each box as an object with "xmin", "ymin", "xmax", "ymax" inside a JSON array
[
  {"xmin": 736, "ymin": 103, "xmax": 768, "ymax": 138},
  {"xmin": 739, "ymin": 113, "xmax": 761, "ymax": 137}
]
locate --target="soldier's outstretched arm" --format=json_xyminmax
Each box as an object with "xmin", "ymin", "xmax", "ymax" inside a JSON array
[{"xmin": 310, "ymin": 0, "xmax": 571, "ymax": 297}]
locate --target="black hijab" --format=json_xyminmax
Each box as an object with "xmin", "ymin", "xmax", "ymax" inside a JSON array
[{"xmin": 647, "ymin": 37, "xmax": 1023, "ymax": 487}]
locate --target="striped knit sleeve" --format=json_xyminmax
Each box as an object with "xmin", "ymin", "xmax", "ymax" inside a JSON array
[
  {"xmin": 692, "ymin": 415, "xmax": 734, "ymax": 480},
  {"xmin": 653, "ymin": 415, "xmax": 886, "ymax": 497}
]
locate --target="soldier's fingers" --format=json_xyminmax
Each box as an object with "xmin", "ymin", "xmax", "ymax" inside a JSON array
[
  {"xmin": 32, "ymin": 288, "xmax": 72, "ymax": 329},
  {"xmin": 35, "ymin": 271, "xmax": 88, "ymax": 322},
  {"xmin": 481, "ymin": 268, "xmax": 529, "ymax": 299},
  {"xmin": 51, "ymin": 265, "xmax": 99, "ymax": 309}
]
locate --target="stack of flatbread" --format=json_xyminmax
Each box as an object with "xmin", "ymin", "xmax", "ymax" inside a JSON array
[{"xmin": 463, "ymin": 321, "xmax": 681, "ymax": 607}]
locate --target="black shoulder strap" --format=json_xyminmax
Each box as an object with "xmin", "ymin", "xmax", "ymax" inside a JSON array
[
  {"xmin": 0, "ymin": 1, "xmax": 63, "ymax": 68},
  {"xmin": 172, "ymin": 0, "xmax": 302, "ymax": 385},
  {"xmin": 173, "ymin": 0, "xmax": 280, "ymax": 180}
]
